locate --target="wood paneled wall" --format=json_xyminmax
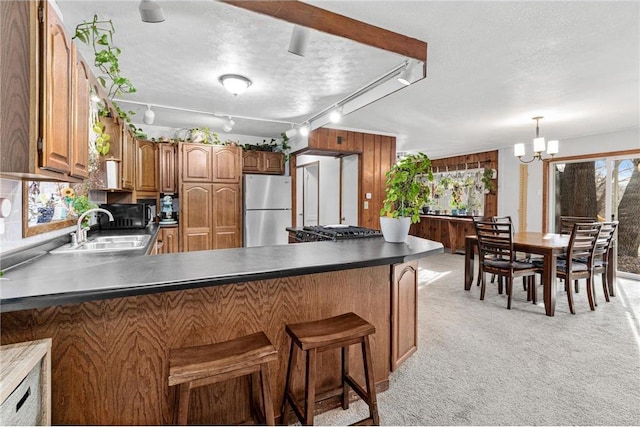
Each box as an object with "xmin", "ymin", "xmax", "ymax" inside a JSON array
[
  {"xmin": 0, "ymin": 266, "xmax": 391, "ymax": 425},
  {"xmin": 431, "ymin": 149, "xmax": 499, "ymax": 217},
  {"xmin": 292, "ymin": 129, "xmax": 395, "ymax": 230}
]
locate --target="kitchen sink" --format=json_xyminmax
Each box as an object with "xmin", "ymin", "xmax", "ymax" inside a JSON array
[{"xmin": 50, "ymin": 234, "xmax": 151, "ymax": 254}]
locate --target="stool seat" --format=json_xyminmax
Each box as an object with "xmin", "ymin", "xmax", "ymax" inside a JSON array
[
  {"xmin": 169, "ymin": 331, "xmax": 277, "ymax": 425},
  {"xmin": 281, "ymin": 312, "xmax": 380, "ymax": 425},
  {"xmin": 285, "ymin": 312, "xmax": 376, "ymax": 351}
]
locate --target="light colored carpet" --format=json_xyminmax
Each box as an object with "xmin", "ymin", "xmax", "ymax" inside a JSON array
[{"xmin": 314, "ymin": 252, "xmax": 640, "ymax": 426}]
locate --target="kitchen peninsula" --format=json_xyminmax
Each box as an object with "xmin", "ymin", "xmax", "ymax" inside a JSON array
[{"xmin": 1, "ymin": 236, "xmax": 442, "ymax": 425}]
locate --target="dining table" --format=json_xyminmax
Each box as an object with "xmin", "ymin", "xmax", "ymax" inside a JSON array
[{"xmin": 464, "ymin": 232, "xmax": 570, "ymax": 316}]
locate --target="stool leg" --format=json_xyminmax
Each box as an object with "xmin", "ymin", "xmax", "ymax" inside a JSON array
[
  {"xmin": 260, "ymin": 363, "xmax": 275, "ymax": 426},
  {"xmin": 362, "ymin": 336, "xmax": 380, "ymax": 425},
  {"xmin": 304, "ymin": 348, "xmax": 317, "ymax": 426},
  {"xmin": 174, "ymin": 383, "xmax": 191, "ymax": 426},
  {"xmin": 341, "ymin": 345, "xmax": 350, "ymax": 410},
  {"xmin": 249, "ymin": 371, "xmax": 263, "ymax": 423},
  {"xmin": 280, "ymin": 340, "xmax": 296, "ymax": 425}
]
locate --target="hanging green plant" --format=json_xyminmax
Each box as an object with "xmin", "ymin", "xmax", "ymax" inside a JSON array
[
  {"xmin": 73, "ymin": 15, "xmax": 137, "ymax": 124},
  {"xmin": 482, "ymin": 167, "xmax": 495, "ymax": 193},
  {"xmin": 92, "ymin": 121, "xmax": 111, "ymax": 156}
]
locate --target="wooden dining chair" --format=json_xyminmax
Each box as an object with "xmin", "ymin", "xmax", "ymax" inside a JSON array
[
  {"xmin": 473, "ymin": 219, "xmax": 539, "ymax": 309},
  {"xmin": 577, "ymin": 221, "xmax": 618, "ymax": 305},
  {"xmin": 555, "ymin": 222, "xmax": 602, "ymax": 314},
  {"xmin": 559, "ymin": 216, "xmax": 597, "ymax": 235}
]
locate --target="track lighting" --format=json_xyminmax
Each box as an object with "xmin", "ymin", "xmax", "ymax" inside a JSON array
[
  {"xmin": 285, "ymin": 124, "xmax": 298, "ymax": 138},
  {"xmin": 219, "ymin": 74, "xmax": 252, "ymax": 96},
  {"xmin": 397, "ymin": 62, "xmax": 412, "ymax": 85},
  {"xmin": 222, "ymin": 117, "xmax": 235, "ymax": 132},
  {"xmin": 328, "ymin": 108, "xmax": 342, "ymax": 123},
  {"xmin": 138, "ymin": 0, "xmax": 165, "ymax": 23},
  {"xmin": 288, "ymin": 25, "xmax": 310, "ymax": 57},
  {"xmin": 299, "ymin": 123, "xmax": 310, "ymax": 137},
  {"xmin": 143, "ymin": 105, "xmax": 155, "ymax": 125}
]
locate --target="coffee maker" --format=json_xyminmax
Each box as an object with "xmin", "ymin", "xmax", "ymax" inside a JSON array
[{"xmin": 159, "ymin": 195, "xmax": 177, "ymax": 224}]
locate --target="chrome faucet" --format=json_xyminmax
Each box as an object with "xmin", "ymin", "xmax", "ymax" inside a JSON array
[{"xmin": 72, "ymin": 208, "xmax": 114, "ymax": 246}]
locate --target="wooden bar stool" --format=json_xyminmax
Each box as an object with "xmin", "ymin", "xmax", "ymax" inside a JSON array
[
  {"xmin": 168, "ymin": 331, "xmax": 277, "ymax": 425},
  {"xmin": 280, "ymin": 312, "xmax": 380, "ymax": 426}
]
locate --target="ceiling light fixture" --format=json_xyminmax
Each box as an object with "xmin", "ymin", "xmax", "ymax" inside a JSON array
[
  {"xmin": 143, "ymin": 104, "xmax": 155, "ymax": 125},
  {"xmin": 514, "ymin": 116, "xmax": 559, "ymax": 163},
  {"xmin": 288, "ymin": 25, "xmax": 310, "ymax": 57},
  {"xmin": 328, "ymin": 107, "xmax": 342, "ymax": 123},
  {"xmin": 397, "ymin": 61, "xmax": 412, "ymax": 85},
  {"xmin": 219, "ymin": 74, "xmax": 252, "ymax": 96},
  {"xmin": 138, "ymin": 0, "xmax": 165, "ymax": 23},
  {"xmin": 222, "ymin": 117, "xmax": 235, "ymax": 132}
]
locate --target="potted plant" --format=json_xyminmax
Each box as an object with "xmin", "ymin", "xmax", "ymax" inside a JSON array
[
  {"xmin": 380, "ymin": 152, "xmax": 433, "ymax": 242},
  {"xmin": 482, "ymin": 167, "xmax": 495, "ymax": 194}
]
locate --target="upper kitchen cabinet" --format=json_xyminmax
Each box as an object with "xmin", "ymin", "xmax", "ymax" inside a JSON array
[
  {"xmin": 135, "ymin": 140, "xmax": 159, "ymax": 193},
  {"xmin": 180, "ymin": 143, "xmax": 241, "ymax": 183},
  {"xmin": 159, "ymin": 143, "xmax": 177, "ymax": 194},
  {"xmin": 242, "ymin": 150, "xmax": 285, "ymax": 175},
  {"xmin": 308, "ymin": 128, "xmax": 364, "ymax": 155},
  {"xmin": 120, "ymin": 126, "xmax": 135, "ymax": 190},
  {"xmin": 0, "ymin": 1, "xmax": 89, "ymax": 181}
]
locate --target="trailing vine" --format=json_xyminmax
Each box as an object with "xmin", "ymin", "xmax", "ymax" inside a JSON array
[{"xmin": 72, "ymin": 15, "xmax": 139, "ymax": 134}]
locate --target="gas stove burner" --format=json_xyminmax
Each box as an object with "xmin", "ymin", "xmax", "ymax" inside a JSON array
[{"xmin": 300, "ymin": 225, "xmax": 383, "ymax": 241}]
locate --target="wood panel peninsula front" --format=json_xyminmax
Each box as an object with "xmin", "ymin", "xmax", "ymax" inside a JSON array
[{"xmin": 0, "ymin": 236, "xmax": 442, "ymax": 425}]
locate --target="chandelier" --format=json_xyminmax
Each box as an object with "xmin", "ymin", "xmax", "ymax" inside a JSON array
[{"xmin": 514, "ymin": 116, "xmax": 559, "ymax": 163}]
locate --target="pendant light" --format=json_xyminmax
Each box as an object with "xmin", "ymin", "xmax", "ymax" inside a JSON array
[{"xmin": 514, "ymin": 116, "xmax": 559, "ymax": 163}]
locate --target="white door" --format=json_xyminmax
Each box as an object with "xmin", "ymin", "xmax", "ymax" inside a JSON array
[
  {"xmin": 296, "ymin": 166, "xmax": 304, "ymax": 227},
  {"xmin": 341, "ymin": 155, "xmax": 359, "ymax": 225},
  {"xmin": 303, "ymin": 163, "xmax": 319, "ymax": 226}
]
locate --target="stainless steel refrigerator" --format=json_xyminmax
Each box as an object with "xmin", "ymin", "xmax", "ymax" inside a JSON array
[{"xmin": 243, "ymin": 174, "xmax": 292, "ymax": 247}]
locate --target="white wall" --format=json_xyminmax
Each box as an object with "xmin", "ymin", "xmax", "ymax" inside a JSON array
[
  {"xmin": 498, "ymin": 127, "xmax": 640, "ymax": 232},
  {"xmin": 296, "ymin": 155, "xmax": 341, "ymax": 225}
]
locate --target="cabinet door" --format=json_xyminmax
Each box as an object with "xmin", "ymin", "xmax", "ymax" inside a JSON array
[
  {"xmin": 159, "ymin": 144, "xmax": 177, "ymax": 193},
  {"xmin": 121, "ymin": 129, "xmax": 135, "ymax": 190},
  {"xmin": 242, "ymin": 150, "xmax": 261, "ymax": 173},
  {"xmin": 136, "ymin": 140, "xmax": 159, "ymax": 192},
  {"xmin": 212, "ymin": 184, "xmax": 242, "ymax": 249},
  {"xmin": 181, "ymin": 143, "xmax": 213, "ymax": 182},
  {"xmin": 391, "ymin": 260, "xmax": 418, "ymax": 371},
  {"xmin": 163, "ymin": 227, "xmax": 179, "ymax": 253},
  {"xmin": 40, "ymin": 2, "xmax": 72, "ymax": 174},
  {"xmin": 212, "ymin": 146, "xmax": 242, "ymax": 183},
  {"xmin": 181, "ymin": 183, "xmax": 212, "ymax": 252},
  {"xmin": 70, "ymin": 46, "xmax": 90, "ymax": 179},
  {"xmin": 262, "ymin": 152, "xmax": 285, "ymax": 175}
]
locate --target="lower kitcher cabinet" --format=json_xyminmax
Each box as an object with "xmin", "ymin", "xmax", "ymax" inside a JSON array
[
  {"xmin": 180, "ymin": 183, "xmax": 242, "ymax": 252},
  {"xmin": 391, "ymin": 260, "xmax": 418, "ymax": 371},
  {"xmin": 158, "ymin": 227, "xmax": 179, "ymax": 254}
]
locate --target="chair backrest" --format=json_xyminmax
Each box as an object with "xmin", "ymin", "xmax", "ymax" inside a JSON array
[
  {"xmin": 559, "ymin": 216, "xmax": 597, "ymax": 235},
  {"xmin": 473, "ymin": 218, "xmax": 515, "ymax": 264},
  {"xmin": 594, "ymin": 221, "xmax": 618, "ymax": 257},
  {"xmin": 565, "ymin": 222, "xmax": 602, "ymax": 269}
]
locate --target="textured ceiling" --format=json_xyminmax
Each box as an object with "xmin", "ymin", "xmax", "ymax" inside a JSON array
[{"xmin": 55, "ymin": 0, "xmax": 639, "ymax": 158}]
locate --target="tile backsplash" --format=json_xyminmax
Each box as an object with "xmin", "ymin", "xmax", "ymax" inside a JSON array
[{"xmin": 0, "ymin": 178, "xmax": 74, "ymax": 255}]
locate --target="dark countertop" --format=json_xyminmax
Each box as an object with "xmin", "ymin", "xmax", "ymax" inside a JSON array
[{"xmin": 0, "ymin": 235, "xmax": 443, "ymax": 313}]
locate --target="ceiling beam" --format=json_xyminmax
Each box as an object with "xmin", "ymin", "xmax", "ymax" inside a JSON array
[{"xmin": 222, "ymin": 1, "xmax": 428, "ymax": 64}]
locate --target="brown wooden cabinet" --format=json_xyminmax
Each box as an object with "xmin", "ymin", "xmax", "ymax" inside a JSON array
[
  {"xmin": 181, "ymin": 143, "xmax": 241, "ymax": 183},
  {"xmin": 212, "ymin": 146, "xmax": 242, "ymax": 183},
  {"xmin": 242, "ymin": 150, "xmax": 285, "ymax": 175},
  {"xmin": 135, "ymin": 140, "xmax": 159, "ymax": 192},
  {"xmin": 308, "ymin": 128, "xmax": 363, "ymax": 154},
  {"xmin": 159, "ymin": 143, "xmax": 177, "ymax": 193},
  {"xmin": 121, "ymin": 127, "xmax": 135, "ymax": 190},
  {"xmin": 158, "ymin": 226, "xmax": 179, "ymax": 254},
  {"xmin": 180, "ymin": 182, "xmax": 241, "ymax": 252},
  {"xmin": 390, "ymin": 260, "xmax": 418, "ymax": 371},
  {"xmin": 70, "ymin": 46, "xmax": 90, "ymax": 179}
]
